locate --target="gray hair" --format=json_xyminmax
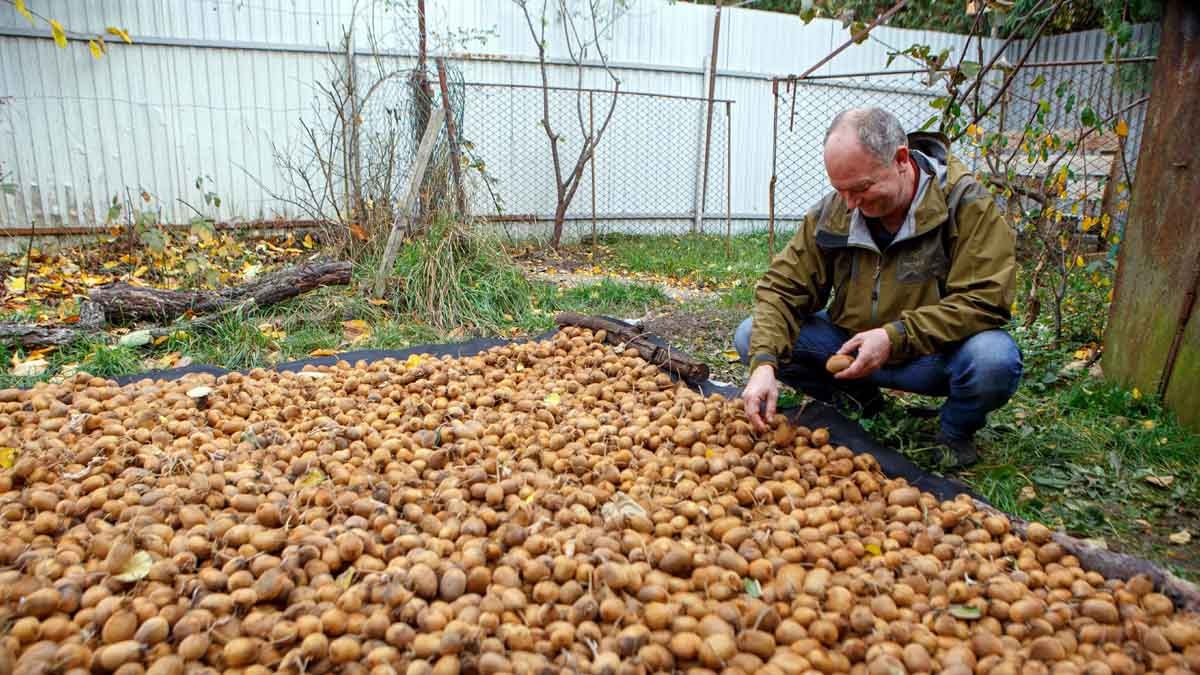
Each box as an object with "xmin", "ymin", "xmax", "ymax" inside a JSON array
[{"xmin": 824, "ymin": 107, "xmax": 908, "ymax": 164}]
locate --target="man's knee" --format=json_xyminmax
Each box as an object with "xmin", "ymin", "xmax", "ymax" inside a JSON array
[
  {"xmin": 953, "ymin": 330, "xmax": 1023, "ymax": 400},
  {"xmin": 733, "ymin": 316, "xmax": 754, "ymax": 364}
]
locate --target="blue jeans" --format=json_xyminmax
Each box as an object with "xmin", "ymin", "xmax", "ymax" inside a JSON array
[{"xmin": 734, "ymin": 312, "xmax": 1023, "ymax": 441}]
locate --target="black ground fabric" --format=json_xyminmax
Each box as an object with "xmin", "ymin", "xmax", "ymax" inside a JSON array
[{"xmin": 109, "ymin": 321, "xmax": 977, "ymax": 503}]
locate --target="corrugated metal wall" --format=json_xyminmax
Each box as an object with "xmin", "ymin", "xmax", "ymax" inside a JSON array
[{"xmin": 0, "ymin": 1, "xmax": 1156, "ymax": 234}]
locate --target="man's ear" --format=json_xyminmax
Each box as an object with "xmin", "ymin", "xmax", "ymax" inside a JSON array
[{"xmin": 894, "ymin": 146, "xmax": 910, "ymax": 167}]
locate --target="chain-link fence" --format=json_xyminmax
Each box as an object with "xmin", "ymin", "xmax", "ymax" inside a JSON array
[
  {"xmin": 766, "ymin": 59, "xmax": 1152, "ymax": 250},
  {"xmin": 455, "ymin": 83, "xmax": 731, "ymax": 243}
]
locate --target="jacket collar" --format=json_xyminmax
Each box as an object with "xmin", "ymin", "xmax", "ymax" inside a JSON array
[{"xmin": 846, "ymin": 149, "xmax": 949, "ymax": 252}]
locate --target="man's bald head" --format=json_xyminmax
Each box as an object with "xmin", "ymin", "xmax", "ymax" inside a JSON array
[{"xmin": 823, "ymin": 107, "xmax": 908, "ymax": 165}]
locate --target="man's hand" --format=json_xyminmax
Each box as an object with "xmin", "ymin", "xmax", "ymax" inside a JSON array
[
  {"xmin": 835, "ymin": 328, "xmax": 891, "ymax": 380},
  {"xmin": 742, "ymin": 363, "xmax": 779, "ymax": 433}
]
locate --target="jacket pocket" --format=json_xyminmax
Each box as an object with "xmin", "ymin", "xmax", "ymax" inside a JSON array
[
  {"xmin": 895, "ymin": 231, "xmax": 949, "ymax": 286},
  {"xmin": 826, "ymin": 251, "xmax": 855, "ymax": 318}
]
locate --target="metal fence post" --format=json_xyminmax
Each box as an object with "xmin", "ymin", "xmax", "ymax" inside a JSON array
[
  {"xmin": 768, "ymin": 79, "xmax": 779, "ymax": 255},
  {"xmin": 589, "ymin": 90, "xmax": 597, "ymax": 255},
  {"xmin": 725, "ymin": 100, "xmax": 732, "ymax": 258}
]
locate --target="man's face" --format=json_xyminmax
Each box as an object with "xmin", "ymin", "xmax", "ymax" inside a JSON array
[{"xmin": 823, "ymin": 133, "xmax": 909, "ymax": 219}]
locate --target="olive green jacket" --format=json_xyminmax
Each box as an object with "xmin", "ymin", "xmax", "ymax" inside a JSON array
[{"xmin": 749, "ymin": 133, "xmax": 1016, "ymax": 373}]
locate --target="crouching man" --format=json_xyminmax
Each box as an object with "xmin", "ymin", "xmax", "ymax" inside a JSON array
[{"xmin": 735, "ymin": 107, "xmax": 1022, "ymax": 468}]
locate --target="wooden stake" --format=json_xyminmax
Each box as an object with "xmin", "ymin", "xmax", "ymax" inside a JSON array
[{"xmin": 374, "ymin": 107, "xmax": 445, "ymax": 297}]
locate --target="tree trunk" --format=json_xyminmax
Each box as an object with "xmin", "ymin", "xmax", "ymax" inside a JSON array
[
  {"xmin": 551, "ymin": 201, "xmax": 568, "ymax": 249},
  {"xmin": 1104, "ymin": 0, "xmax": 1200, "ymax": 430},
  {"xmin": 89, "ymin": 261, "xmax": 353, "ymax": 324}
]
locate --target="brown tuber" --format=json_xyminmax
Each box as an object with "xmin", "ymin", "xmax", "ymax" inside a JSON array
[{"xmin": 0, "ymin": 326, "xmax": 1195, "ymax": 673}]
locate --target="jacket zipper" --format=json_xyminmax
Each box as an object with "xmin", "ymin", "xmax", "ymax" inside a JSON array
[{"xmin": 871, "ymin": 254, "xmax": 883, "ymax": 323}]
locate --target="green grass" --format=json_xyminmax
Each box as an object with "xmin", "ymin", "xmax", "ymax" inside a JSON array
[
  {"xmin": 601, "ymin": 232, "xmax": 770, "ymax": 309},
  {"xmin": 545, "ymin": 278, "xmax": 669, "ymax": 317}
]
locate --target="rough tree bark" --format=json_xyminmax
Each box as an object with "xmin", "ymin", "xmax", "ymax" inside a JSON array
[{"xmin": 89, "ymin": 261, "xmax": 352, "ymax": 324}]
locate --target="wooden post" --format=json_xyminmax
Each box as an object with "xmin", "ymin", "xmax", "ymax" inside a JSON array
[
  {"xmin": 697, "ymin": 0, "xmax": 723, "ymax": 236},
  {"xmin": 1104, "ymin": 0, "xmax": 1200, "ymax": 430},
  {"xmin": 374, "ymin": 108, "xmax": 446, "ymax": 297},
  {"xmin": 436, "ymin": 58, "xmax": 468, "ymax": 217}
]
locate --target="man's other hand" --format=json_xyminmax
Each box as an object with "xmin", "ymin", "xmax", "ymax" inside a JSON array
[
  {"xmin": 742, "ymin": 364, "xmax": 779, "ymax": 433},
  {"xmin": 835, "ymin": 328, "xmax": 891, "ymax": 380}
]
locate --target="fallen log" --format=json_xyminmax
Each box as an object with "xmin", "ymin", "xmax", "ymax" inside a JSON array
[
  {"xmin": 555, "ymin": 312, "xmax": 711, "ymax": 383},
  {"xmin": 0, "ymin": 301, "xmax": 104, "ymax": 348},
  {"xmin": 89, "ymin": 260, "xmax": 352, "ymax": 324}
]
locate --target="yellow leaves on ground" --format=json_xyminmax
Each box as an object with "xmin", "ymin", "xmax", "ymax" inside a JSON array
[
  {"xmin": 308, "ymin": 348, "xmax": 339, "ymax": 357},
  {"xmin": 10, "ymin": 352, "xmax": 49, "ymax": 377},
  {"xmin": 404, "ymin": 354, "xmax": 422, "ymax": 368},
  {"xmin": 0, "ymin": 233, "xmax": 306, "ymax": 320},
  {"xmin": 341, "ymin": 319, "xmax": 371, "ymax": 345},
  {"xmin": 543, "ymin": 392, "xmax": 561, "ymax": 407},
  {"xmin": 1168, "ymin": 530, "xmax": 1192, "ymax": 546},
  {"xmin": 258, "ymin": 322, "xmax": 286, "ymax": 341},
  {"xmin": 0, "ymin": 447, "xmax": 17, "ymax": 469}
]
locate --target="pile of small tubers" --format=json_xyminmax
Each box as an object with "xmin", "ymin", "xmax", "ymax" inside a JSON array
[{"xmin": 0, "ymin": 325, "xmax": 1198, "ymax": 675}]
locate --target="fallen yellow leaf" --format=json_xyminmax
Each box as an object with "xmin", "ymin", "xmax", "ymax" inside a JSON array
[
  {"xmin": 1144, "ymin": 475, "xmax": 1175, "ymax": 489},
  {"xmin": 342, "ymin": 319, "xmax": 372, "ymax": 343},
  {"xmin": 303, "ymin": 234, "xmax": 315, "ymax": 249},
  {"xmin": 298, "ymin": 469, "xmax": 326, "ymax": 488},
  {"xmin": 309, "ymin": 348, "xmax": 339, "ymax": 357},
  {"xmin": 864, "ymin": 543, "xmax": 882, "ymax": 557},
  {"xmin": 1168, "ymin": 530, "xmax": 1191, "ymax": 545},
  {"xmin": 404, "ymin": 354, "xmax": 422, "ymax": 368},
  {"xmin": 543, "ymin": 392, "xmax": 561, "ymax": 406},
  {"xmin": 0, "ymin": 447, "xmax": 17, "ymax": 469},
  {"xmin": 10, "ymin": 358, "xmax": 48, "ymax": 377},
  {"xmin": 114, "ymin": 550, "xmax": 153, "ymax": 582}
]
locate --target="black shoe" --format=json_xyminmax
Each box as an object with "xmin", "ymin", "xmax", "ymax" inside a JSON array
[{"xmin": 935, "ymin": 432, "xmax": 979, "ymax": 469}]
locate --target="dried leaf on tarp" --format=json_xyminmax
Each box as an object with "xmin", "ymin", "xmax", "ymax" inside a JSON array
[
  {"xmin": 600, "ymin": 491, "xmax": 647, "ymax": 525},
  {"xmin": 114, "ymin": 550, "xmax": 153, "ymax": 582},
  {"xmin": 298, "ymin": 469, "xmax": 326, "ymax": 488}
]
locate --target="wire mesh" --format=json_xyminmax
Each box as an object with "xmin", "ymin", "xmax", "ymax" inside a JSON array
[
  {"xmin": 766, "ymin": 61, "xmax": 1151, "ymax": 247},
  {"xmin": 456, "ymin": 83, "xmax": 731, "ymax": 243}
]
